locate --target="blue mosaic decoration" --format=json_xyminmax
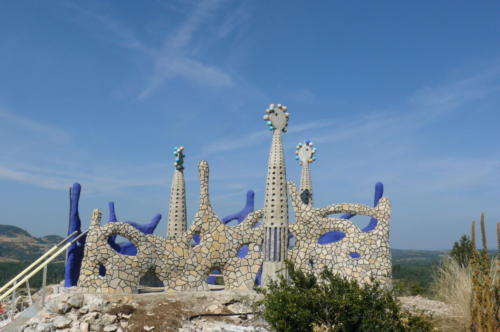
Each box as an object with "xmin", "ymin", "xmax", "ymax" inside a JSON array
[
  {"xmin": 317, "ymin": 182, "xmax": 384, "ymax": 245},
  {"xmin": 173, "ymin": 146, "xmax": 185, "ymax": 171},
  {"xmin": 295, "ymin": 140, "xmax": 317, "ymax": 163},
  {"xmin": 107, "ymin": 201, "xmax": 162, "ymax": 256},
  {"xmin": 263, "ymin": 104, "xmax": 289, "ymax": 132},
  {"xmin": 64, "ymin": 183, "xmax": 162, "ymax": 287},
  {"xmin": 349, "ymin": 252, "xmax": 361, "ymax": 259},
  {"xmin": 64, "ymin": 183, "xmax": 86, "ymax": 288}
]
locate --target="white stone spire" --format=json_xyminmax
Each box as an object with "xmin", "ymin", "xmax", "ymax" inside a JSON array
[
  {"xmin": 295, "ymin": 141, "xmax": 316, "ymax": 206},
  {"xmin": 167, "ymin": 146, "xmax": 187, "ymax": 239},
  {"xmin": 261, "ymin": 104, "xmax": 289, "ymax": 286}
]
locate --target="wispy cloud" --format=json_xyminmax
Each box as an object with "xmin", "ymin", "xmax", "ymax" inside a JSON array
[
  {"xmin": 65, "ymin": 2, "xmax": 151, "ymax": 54},
  {"xmin": 0, "ymin": 162, "xmax": 168, "ymax": 193},
  {"xmin": 311, "ymin": 65, "xmax": 500, "ymax": 146},
  {"xmin": 139, "ymin": 0, "xmax": 235, "ymax": 99},
  {"xmin": 0, "ymin": 107, "xmax": 71, "ymax": 144},
  {"xmin": 414, "ymin": 158, "xmax": 500, "ymax": 191},
  {"xmin": 0, "ymin": 105, "xmax": 167, "ymax": 193},
  {"xmin": 410, "ymin": 65, "xmax": 500, "ymax": 115},
  {"xmin": 202, "ymin": 120, "xmax": 335, "ymax": 155},
  {"xmin": 68, "ymin": 0, "xmax": 238, "ymax": 100}
]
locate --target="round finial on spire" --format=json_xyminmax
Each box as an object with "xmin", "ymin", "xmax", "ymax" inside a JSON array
[
  {"xmin": 296, "ymin": 140, "xmax": 317, "ymax": 165},
  {"xmin": 173, "ymin": 146, "xmax": 186, "ymax": 170},
  {"xmin": 263, "ymin": 104, "xmax": 288, "ymax": 133}
]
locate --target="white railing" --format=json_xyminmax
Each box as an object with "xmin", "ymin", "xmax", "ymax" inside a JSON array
[{"xmin": 0, "ymin": 231, "xmax": 86, "ymax": 303}]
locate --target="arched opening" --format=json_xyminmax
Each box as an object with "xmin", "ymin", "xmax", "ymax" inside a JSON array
[
  {"xmin": 318, "ymin": 231, "xmax": 346, "ymax": 244},
  {"xmin": 108, "ymin": 235, "xmax": 138, "ymax": 256},
  {"xmin": 190, "ymin": 232, "xmax": 201, "ymax": 247},
  {"xmin": 288, "ymin": 231, "xmax": 296, "ymax": 249},
  {"xmin": 207, "ymin": 267, "xmax": 224, "ymax": 291},
  {"xmin": 255, "ymin": 264, "xmax": 263, "ymax": 286},
  {"xmin": 98, "ymin": 264, "xmax": 106, "ymax": 277},
  {"xmin": 345, "ymin": 215, "xmax": 378, "ymax": 232},
  {"xmin": 139, "ymin": 268, "xmax": 164, "ymax": 292},
  {"xmin": 225, "ymin": 218, "xmax": 239, "ymax": 226}
]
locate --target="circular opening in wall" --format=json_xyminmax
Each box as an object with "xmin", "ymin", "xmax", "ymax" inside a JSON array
[
  {"xmin": 318, "ymin": 231, "xmax": 346, "ymax": 244},
  {"xmin": 107, "ymin": 235, "xmax": 138, "ymax": 256}
]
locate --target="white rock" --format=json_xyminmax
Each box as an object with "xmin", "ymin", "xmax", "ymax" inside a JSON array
[
  {"xmin": 103, "ymin": 325, "xmax": 118, "ymax": 332},
  {"xmin": 78, "ymin": 305, "xmax": 89, "ymax": 314},
  {"xmin": 35, "ymin": 322, "xmax": 55, "ymax": 332},
  {"xmin": 68, "ymin": 294, "xmax": 84, "ymax": 308},
  {"xmin": 101, "ymin": 313, "xmax": 117, "ymax": 325},
  {"xmin": 53, "ymin": 315, "xmax": 72, "ymax": 329},
  {"xmin": 57, "ymin": 302, "xmax": 71, "ymax": 314},
  {"xmin": 79, "ymin": 322, "xmax": 89, "ymax": 332}
]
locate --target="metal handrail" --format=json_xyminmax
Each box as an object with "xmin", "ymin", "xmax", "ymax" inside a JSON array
[
  {"xmin": 0, "ymin": 231, "xmax": 79, "ymax": 295},
  {"xmin": 0, "ymin": 231, "xmax": 87, "ymax": 302}
]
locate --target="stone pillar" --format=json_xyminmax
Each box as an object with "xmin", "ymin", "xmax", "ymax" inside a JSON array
[
  {"xmin": 167, "ymin": 146, "xmax": 187, "ymax": 239},
  {"xmin": 295, "ymin": 141, "xmax": 316, "ymax": 206},
  {"xmin": 261, "ymin": 104, "xmax": 289, "ymax": 286}
]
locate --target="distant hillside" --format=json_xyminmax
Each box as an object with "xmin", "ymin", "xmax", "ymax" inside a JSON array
[
  {"xmin": 0, "ymin": 224, "xmax": 64, "ymax": 262},
  {"xmin": 391, "ymin": 248, "xmax": 447, "ymax": 265}
]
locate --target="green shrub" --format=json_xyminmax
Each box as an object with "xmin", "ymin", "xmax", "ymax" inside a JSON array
[
  {"xmin": 258, "ymin": 262, "xmax": 433, "ymax": 332},
  {"xmin": 450, "ymin": 234, "xmax": 474, "ymax": 268}
]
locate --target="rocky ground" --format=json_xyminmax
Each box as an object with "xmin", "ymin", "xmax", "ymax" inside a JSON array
[
  {"xmin": 16, "ymin": 288, "xmax": 456, "ymax": 332},
  {"xmin": 20, "ymin": 290, "xmax": 268, "ymax": 332},
  {"xmin": 398, "ymin": 295, "xmax": 453, "ymax": 317}
]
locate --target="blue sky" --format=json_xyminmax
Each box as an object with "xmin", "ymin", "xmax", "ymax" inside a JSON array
[{"xmin": 0, "ymin": 1, "xmax": 499, "ymax": 249}]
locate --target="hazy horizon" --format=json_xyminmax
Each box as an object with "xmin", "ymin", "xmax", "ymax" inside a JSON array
[{"xmin": 0, "ymin": 1, "xmax": 499, "ymax": 250}]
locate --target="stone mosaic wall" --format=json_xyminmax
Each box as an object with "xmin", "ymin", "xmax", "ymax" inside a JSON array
[
  {"xmin": 79, "ymin": 161, "xmax": 264, "ymax": 293},
  {"xmin": 288, "ymin": 181, "xmax": 392, "ymax": 285},
  {"xmin": 77, "ymin": 105, "xmax": 392, "ymax": 294}
]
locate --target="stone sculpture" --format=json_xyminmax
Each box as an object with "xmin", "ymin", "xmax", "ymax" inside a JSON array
[
  {"xmin": 295, "ymin": 140, "xmax": 316, "ymax": 205},
  {"xmin": 64, "ymin": 184, "xmax": 162, "ymax": 287},
  {"xmin": 167, "ymin": 146, "xmax": 187, "ymax": 239},
  {"xmin": 74, "ymin": 104, "xmax": 393, "ymax": 293}
]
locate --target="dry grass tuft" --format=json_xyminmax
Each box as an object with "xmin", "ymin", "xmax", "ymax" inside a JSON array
[{"xmin": 431, "ymin": 256, "xmax": 472, "ymax": 331}]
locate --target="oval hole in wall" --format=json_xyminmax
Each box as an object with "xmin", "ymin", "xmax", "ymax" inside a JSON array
[
  {"xmin": 318, "ymin": 231, "xmax": 346, "ymax": 244},
  {"xmin": 237, "ymin": 244, "xmax": 249, "ymax": 258},
  {"xmin": 107, "ymin": 235, "xmax": 138, "ymax": 256}
]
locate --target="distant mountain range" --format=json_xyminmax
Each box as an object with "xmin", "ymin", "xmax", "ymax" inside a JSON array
[{"xmin": 0, "ymin": 224, "xmax": 64, "ymax": 262}]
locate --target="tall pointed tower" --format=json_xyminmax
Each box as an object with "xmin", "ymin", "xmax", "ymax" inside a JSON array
[
  {"xmin": 261, "ymin": 104, "xmax": 290, "ymax": 286},
  {"xmin": 167, "ymin": 146, "xmax": 187, "ymax": 239},
  {"xmin": 295, "ymin": 141, "xmax": 316, "ymax": 206}
]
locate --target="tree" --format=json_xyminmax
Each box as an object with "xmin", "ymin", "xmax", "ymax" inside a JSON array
[
  {"xmin": 258, "ymin": 262, "xmax": 433, "ymax": 332},
  {"xmin": 450, "ymin": 234, "xmax": 474, "ymax": 267}
]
